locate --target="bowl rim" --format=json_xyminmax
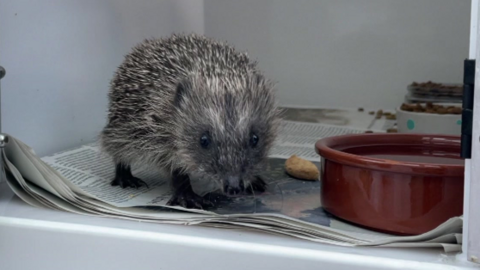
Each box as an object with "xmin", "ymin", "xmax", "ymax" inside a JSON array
[{"xmin": 315, "ymin": 133, "xmax": 464, "ymax": 176}]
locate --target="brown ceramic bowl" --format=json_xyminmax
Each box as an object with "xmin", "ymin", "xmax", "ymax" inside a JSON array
[{"xmin": 315, "ymin": 133, "xmax": 464, "ymax": 235}]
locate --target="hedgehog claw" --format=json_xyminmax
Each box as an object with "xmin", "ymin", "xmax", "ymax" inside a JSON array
[
  {"xmin": 245, "ymin": 176, "xmax": 267, "ymax": 194},
  {"xmin": 111, "ymin": 175, "xmax": 148, "ymax": 189},
  {"xmin": 167, "ymin": 169, "xmax": 214, "ymax": 209},
  {"xmin": 167, "ymin": 188, "xmax": 213, "ymax": 209},
  {"xmin": 110, "ymin": 163, "xmax": 149, "ymax": 189}
]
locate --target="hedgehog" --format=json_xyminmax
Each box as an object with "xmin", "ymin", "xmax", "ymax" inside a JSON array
[{"xmin": 99, "ymin": 33, "xmax": 280, "ymax": 209}]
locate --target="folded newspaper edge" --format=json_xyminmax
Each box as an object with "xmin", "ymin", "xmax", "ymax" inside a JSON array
[{"xmin": 0, "ymin": 122, "xmax": 463, "ymax": 252}]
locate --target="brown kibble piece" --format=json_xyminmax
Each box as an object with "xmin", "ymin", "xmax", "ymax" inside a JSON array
[
  {"xmin": 387, "ymin": 128, "xmax": 398, "ymax": 133},
  {"xmin": 400, "ymin": 103, "xmax": 411, "ymax": 111},
  {"xmin": 369, "ymin": 111, "xmax": 375, "ymax": 115},
  {"xmin": 358, "ymin": 107, "xmax": 364, "ymax": 112},
  {"xmin": 446, "ymin": 107, "xmax": 456, "ymax": 114},
  {"xmin": 437, "ymin": 108, "xmax": 447, "ymax": 114},
  {"xmin": 285, "ymin": 155, "xmax": 320, "ymax": 181},
  {"xmin": 364, "ymin": 130, "xmax": 373, "ymax": 133},
  {"xmin": 386, "ymin": 114, "xmax": 396, "ymax": 120}
]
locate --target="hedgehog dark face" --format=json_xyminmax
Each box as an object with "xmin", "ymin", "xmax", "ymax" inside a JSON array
[{"xmin": 172, "ymin": 73, "xmax": 280, "ymax": 195}]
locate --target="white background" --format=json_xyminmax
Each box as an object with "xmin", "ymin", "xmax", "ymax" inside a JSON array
[
  {"xmin": 0, "ymin": 0, "xmax": 204, "ymax": 156},
  {"xmin": 0, "ymin": 0, "xmax": 471, "ymax": 156},
  {"xmin": 204, "ymin": 0, "xmax": 470, "ymax": 109}
]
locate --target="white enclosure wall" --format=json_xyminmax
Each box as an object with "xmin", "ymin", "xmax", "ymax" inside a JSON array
[
  {"xmin": 204, "ymin": 0, "xmax": 471, "ymax": 109},
  {"xmin": 0, "ymin": 0, "xmax": 204, "ymax": 157},
  {"xmin": 0, "ymin": 0, "xmax": 471, "ymax": 156}
]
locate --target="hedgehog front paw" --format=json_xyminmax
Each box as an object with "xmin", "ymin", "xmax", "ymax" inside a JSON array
[
  {"xmin": 167, "ymin": 188, "xmax": 214, "ymax": 209},
  {"xmin": 111, "ymin": 175, "xmax": 149, "ymax": 189},
  {"xmin": 244, "ymin": 176, "xmax": 267, "ymax": 194}
]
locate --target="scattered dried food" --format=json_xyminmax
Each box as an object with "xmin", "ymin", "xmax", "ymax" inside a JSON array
[
  {"xmin": 369, "ymin": 111, "xmax": 375, "ymax": 115},
  {"xmin": 411, "ymin": 81, "xmax": 460, "ymax": 89},
  {"xmin": 409, "ymin": 81, "xmax": 463, "ymax": 98},
  {"xmin": 400, "ymin": 103, "xmax": 462, "ymax": 114},
  {"xmin": 358, "ymin": 107, "xmax": 364, "ymax": 112},
  {"xmin": 387, "ymin": 128, "xmax": 398, "ymax": 133}
]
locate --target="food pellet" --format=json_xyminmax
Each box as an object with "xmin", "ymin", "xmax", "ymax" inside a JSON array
[{"xmin": 285, "ymin": 155, "xmax": 319, "ymax": 181}]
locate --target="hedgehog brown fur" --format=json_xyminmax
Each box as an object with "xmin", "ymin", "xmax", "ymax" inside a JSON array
[{"xmin": 99, "ymin": 33, "xmax": 280, "ymax": 209}]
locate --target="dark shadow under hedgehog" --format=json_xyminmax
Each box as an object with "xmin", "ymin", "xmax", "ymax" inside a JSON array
[{"xmin": 99, "ymin": 33, "xmax": 281, "ymax": 209}]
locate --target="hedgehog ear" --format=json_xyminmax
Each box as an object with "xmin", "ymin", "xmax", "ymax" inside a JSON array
[{"xmin": 174, "ymin": 79, "xmax": 191, "ymax": 107}]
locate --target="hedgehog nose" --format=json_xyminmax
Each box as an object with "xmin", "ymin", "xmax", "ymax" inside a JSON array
[
  {"xmin": 224, "ymin": 176, "xmax": 241, "ymax": 195},
  {"xmin": 227, "ymin": 176, "xmax": 240, "ymax": 188}
]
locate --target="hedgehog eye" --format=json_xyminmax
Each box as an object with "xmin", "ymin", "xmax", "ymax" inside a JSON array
[
  {"xmin": 200, "ymin": 133, "xmax": 210, "ymax": 149},
  {"xmin": 250, "ymin": 133, "xmax": 259, "ymax": 148}
]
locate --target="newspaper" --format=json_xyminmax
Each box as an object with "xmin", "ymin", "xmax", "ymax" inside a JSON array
[
  {"xmin": 0, "ymin": 108, "xmax": 462, "ymax": 252},
  {"xmin": 279, "ymin": 106, "xmax": 396, "ymax": 131},
  {"xmin": 269, "ymin": 121, "xmax": 378, "ymax": 161}
]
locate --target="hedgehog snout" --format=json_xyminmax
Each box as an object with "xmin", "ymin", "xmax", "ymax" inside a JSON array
[{"xmin": 223, "ymin": 175, "xmax": 244, "ymax": 196}]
